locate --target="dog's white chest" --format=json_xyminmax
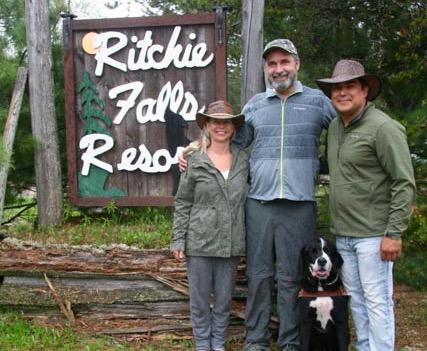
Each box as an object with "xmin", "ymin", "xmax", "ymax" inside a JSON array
[{"xmin": 309, "ymin": 297, "xmax": 333, "ymax": 329}]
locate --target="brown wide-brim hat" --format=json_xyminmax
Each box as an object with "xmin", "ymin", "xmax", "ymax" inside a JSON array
[
  {"xmin": 196, "ymin": 100, "xmax": 244, "ymax": 129},
  {"xmin": 316, "ymin": 59, "xmax": 381, "ymax": 101}
]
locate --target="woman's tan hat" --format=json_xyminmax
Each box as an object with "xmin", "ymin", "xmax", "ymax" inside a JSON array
[
  {"xmin": 316, "ymin": 59, "xmax": 381, "ymax": 101},
  {"xmin": 196, "ymin": 100, "xmax": 244, "ymax": 129}
]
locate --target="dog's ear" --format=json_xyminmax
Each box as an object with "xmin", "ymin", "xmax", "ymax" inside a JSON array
[
  {"xmin": 335, "ymin": 251, "xmax": 344, "ymax": 270},
  {"xmin": 300, "ymin": 244, "xmax": 310, "ymax": 269},
  {"xmin": 323, "ymin": 238, "xmax": 343, "ymax": 270},
  {"xmin": 330, "ymin": 242, "xmax": 343, "ymax": 269}
]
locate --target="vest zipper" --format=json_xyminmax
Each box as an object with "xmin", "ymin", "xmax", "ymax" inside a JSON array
[{"xmin": 280, "ymin": 99, "xmax": 285, "ymax": 198}]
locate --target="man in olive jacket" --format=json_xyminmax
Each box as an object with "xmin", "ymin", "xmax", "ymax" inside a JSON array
[{"xmin": 316, "ymin": 59, "xmax": 416, "ymax": 351}]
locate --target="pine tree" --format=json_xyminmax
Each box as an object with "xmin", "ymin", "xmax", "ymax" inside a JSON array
[
  {"xmin": 79, "ymin": 71, "xmax": 112, "ymax": 136},
  {"xmin": 77, "ymin": 71, "xmax": 126, "ymax": 197}
]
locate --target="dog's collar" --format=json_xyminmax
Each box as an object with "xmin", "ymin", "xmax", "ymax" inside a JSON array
[
  {"xmin": 323, "ymin": 273, "xmax": 339, "ymax": 286},
  {"xmin": 307, "ymin": 271, "xmax": 340, "ymax": 287},
  {"xmin": 298, "ymin": 286, "xmax": 347, "ymax": 298}
]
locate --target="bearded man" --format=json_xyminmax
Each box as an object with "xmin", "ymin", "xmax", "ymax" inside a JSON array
[{"xmin": 235, "ymin": 39, "xmax": 336, "ymax": 351}]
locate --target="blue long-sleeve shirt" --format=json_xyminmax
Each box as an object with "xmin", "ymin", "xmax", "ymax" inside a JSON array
[{"xmin": 234, "ymin": 82, "xmax": 336, "ymax": 202}]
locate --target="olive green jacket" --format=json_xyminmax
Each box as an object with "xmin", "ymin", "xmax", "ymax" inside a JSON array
[
  {"xmin": 328, "ymin": 103, "xmax": 416, "ymax": 238},
  {"xmin": 171, "ymin": 145, "xmax": 249, "ymax": 257}
]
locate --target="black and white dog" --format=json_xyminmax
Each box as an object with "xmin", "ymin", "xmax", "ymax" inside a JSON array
[{"xmin": 298, "ymin": 237, "xmax": 349, "ymax": 351}]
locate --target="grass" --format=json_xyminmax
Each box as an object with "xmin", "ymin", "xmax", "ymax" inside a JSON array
[
  {"xmin": 3, "ymin": 200, "xmax": 173, "ymax": 249},
  {"xmin": 0, "ymin": 311, "xmax": 132, "ymax": 351},
  {"xmin": 0, "ymin": 310, "xmax": 245, "ymax": 350}
]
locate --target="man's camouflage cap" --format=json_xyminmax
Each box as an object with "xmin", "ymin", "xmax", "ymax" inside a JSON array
[{"xmin": 262, "ymin": 39, "xmax": 299, "ymax": 59}]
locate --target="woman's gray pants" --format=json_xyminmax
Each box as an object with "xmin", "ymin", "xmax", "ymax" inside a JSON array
[
  {"xmin": 187, "ymin": 256, "xmax": 240, "ymax": 351},
  {"xmin": 244, "ymin": 198, "xmax": 317, "ymax": 349}
]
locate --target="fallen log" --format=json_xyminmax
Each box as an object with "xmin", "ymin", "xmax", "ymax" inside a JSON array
[
  {"xmin": 0, "ymin": 238, "xmax": 178, "ymax": 276},
  {"xmin": 0, "ymin": 238, "xmax": 246, "ymax": 280},
  {"xmin": 0, "ymin": 275, "xmax": 186, "ymax": 307},
  {"xmin": 0, "ymin": 237, "xmax": 275, "ymax": 339}
]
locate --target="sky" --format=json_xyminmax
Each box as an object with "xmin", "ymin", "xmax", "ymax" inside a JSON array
[{"xmin": 68, "ymin": 0, "xmax": 160, "ymax": 20}]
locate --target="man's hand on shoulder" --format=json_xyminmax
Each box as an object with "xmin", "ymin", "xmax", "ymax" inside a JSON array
[
  {"xmin": 178, "ymin": 151, "xmax": 188, "ymax": 172},
  {"xmin": 380, "ymin": 236, "xmax": 402, "ymax": 261}
]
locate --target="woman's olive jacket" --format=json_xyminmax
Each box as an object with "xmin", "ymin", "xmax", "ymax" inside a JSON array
[{"xmin": 171, "ymin": 145, "xmax": 249, "ymax": 257}]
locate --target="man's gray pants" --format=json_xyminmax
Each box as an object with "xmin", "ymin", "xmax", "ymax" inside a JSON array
[
  {"xmin": 244, "ymin": 198, "xmax": 317, "ymax": 349},
  {"xmin": 187, "ymin": 256, "xmax": 240, "ymax": 351}
]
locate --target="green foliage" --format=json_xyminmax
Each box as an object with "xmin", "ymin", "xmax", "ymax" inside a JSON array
[
  {"xmin": 315, "ymin": 184, "xmax": 331, "ymax": 237},
  {"xmin": 6, "ymin": 201, "xmax": 174, "ymax": 249},
  {"xmin": 0, "ymin": 311, "xmax": 130, "ymax": 350},
  {"xmin": 395, "ymin": 189, "xmax": 427, "ymax": 291},
  {"xmin": 395, "ymin": 251, "xmax": 427, "ymax": 291},
  {"xmin": 0, "ymin": 311, "xmax": 215, "ymax": 351},
  {"xmin": 398, "ymin": 105, "xmax": 427, "ymax": 179},
  {"xmin": 0, "ymin": 0, "xmax": 26, "ymax": 57},
  {"xmin": 262, "ymin": 0, "xmax": 427, "ymax": 105}
]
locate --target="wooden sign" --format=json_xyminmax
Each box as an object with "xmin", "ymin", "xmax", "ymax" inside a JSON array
[{"xmin": 63, "ymin": 12, "xmax": 227, "ymax": 207}]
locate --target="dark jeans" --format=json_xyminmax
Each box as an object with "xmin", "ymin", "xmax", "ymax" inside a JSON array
[{"xmin": 244, "ymin": 198, "xmax": 317, "ymax": 349}]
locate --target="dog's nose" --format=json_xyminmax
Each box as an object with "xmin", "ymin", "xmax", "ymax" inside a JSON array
[{"xmin": 317, "ymin": 257, "xmax": 327, "ymax": 267}]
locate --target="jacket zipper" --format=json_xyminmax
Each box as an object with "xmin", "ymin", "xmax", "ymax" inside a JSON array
[
  {"xmin": 280, "ymin": 99, "xmax": 285, "ymax": 198},
  {"xmin": 334, "ymin": 123, "xmax": 345, "ymax": 234}
]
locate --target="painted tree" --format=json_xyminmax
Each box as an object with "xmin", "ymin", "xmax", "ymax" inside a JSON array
[
  {"xmin": 79, "ymin": 71, "xmax": 112, "ymax": 135},
  {"xmin": 77, "ymin": 71, "xmax": 126, "ymax": 197}
]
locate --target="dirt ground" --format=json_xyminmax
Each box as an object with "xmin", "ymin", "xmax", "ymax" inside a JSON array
[{"xmin": 393, "ymin": 285, "xmax": 426, "ymax": 350}]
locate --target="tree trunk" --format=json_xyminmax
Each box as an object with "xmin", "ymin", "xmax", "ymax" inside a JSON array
[
  {"xmin": 25, "ymin": 0, "xmax": 63, "ymax": 226},
  {"xmin": 240, "ymin": 0, "xmax": 265, "ymax": 106},
  {"xmin": 0, "ymin": 67, "xmax": 28, "ymax": 223}
]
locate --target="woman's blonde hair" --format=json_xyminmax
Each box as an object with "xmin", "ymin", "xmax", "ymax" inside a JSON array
[{"xmin": 182, "ymin": 126, "xmax": 211, "ymax": 158}]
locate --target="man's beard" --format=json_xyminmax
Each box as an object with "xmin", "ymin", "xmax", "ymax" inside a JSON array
[{"xmin": 270, "ymin": 72, "xmax": 297, "ymax": 93}]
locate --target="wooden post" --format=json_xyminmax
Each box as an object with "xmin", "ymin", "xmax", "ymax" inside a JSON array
[
  {"xmin": 0, "ymin": 67, "xmax": 28, "ymax": 223},
  {"xmin": 240, "ymin": 0, "xmax": 265, "ymax": 106},
  {"xmin": 25, "ymin": 0, "xmax": 63, "ymax": 226}
]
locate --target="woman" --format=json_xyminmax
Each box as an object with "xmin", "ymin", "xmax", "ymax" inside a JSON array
[{"xmin": 171, "ymin": 100, "xmax": 248, "ymax": 351}]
